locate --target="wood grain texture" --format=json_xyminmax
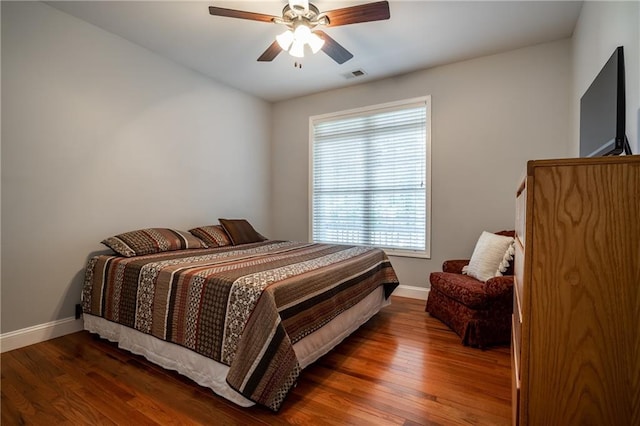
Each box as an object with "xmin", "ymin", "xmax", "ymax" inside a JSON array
[
  {"xmin": 514, "ymin": 156, "xmax": 640, "ymax": 425},
  {"xmin": 323, "ymin": 1, "xmax": 390, "ymax": 27},
  {"xmin": 2, "ymin": 297, "xmax": 512, "ymax": 425},
  {"xmin": 257, "ymin": 40, "xmax": 282, "ymax": 62},
  {"xmin": 208, "ymin": 6, "xmax": 277, "ymax": 23}
]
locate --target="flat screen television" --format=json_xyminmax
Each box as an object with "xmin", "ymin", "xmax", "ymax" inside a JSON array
[{"xmin": 579, "ymin": 46, "xmax": 631, "ymax": 157}]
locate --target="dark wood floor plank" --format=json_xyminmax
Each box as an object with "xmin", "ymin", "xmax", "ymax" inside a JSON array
[
  {"xmin": 2, "ymin": 382, "xmax": 37, "ymax": 418},
  {"xmin": 1, "ymin": 296, "xmax": 512, "ymax": 425}
]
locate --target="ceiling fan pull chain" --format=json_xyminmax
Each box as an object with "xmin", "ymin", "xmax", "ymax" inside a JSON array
[{"xmin": 294, "ymin": 61, "xmax": 303, "ymax": 69}]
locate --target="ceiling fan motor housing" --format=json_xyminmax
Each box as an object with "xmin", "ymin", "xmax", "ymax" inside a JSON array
[{"xmin": 281, "ymin": 3, "xmax": 327, "ymax": 29}]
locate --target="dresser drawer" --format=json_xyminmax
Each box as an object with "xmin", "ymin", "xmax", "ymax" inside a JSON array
[
  {"xmin": 514, "ymin": 239, "xmax": 524, "ymax": 306},
  {"xmin": 512, "ymin": 300, "xmax": 522, "ymax": 375},
  {"xmin": 511, "ymin": 320, "xmax": 521, "ymax": 426},
  {"xmin": 515, "ymin": 181, "xmax": 527, "ymax": 246}
]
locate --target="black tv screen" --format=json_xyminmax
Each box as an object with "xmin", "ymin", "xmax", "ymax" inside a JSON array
[{"xmin": 579, "ymin": 46, "xmax": 626, "ymax": 157}]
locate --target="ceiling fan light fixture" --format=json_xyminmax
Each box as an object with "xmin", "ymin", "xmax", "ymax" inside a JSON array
[
  {"xmin": 293, "ymin": 24, "xmax": 312, "ymax": 44},
  {"xmin": 276, "ymin": 30, "xmax": 294, "ymax": 50},
  {"xmin": 280, "ymin": 23, "xmax": 324, "ymax": 58},
  {"xmin": 308, "ymin": 32, "xmax": 325, "ymax": 54},
  {"xmin": 289, "ymin": 39, "xmax": 305, "ymax": 58}
]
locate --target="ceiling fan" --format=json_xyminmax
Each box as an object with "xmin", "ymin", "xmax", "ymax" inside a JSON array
[{"xmin": 208, "ymin": 0, "xmax": 390, "ymax": 64}]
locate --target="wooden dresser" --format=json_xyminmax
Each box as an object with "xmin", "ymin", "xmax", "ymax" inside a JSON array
[{"xmin": 512, "ymin": 155, "xmax": 639, "ymax": 425}]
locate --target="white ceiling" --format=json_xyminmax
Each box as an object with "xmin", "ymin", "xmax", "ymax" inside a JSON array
[{"xmin": 47, "ymin": 1, "xmax": 583, "ymax": 102}]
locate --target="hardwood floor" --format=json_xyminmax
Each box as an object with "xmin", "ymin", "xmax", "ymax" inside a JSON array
[{"xmin": 1, "ymin": 297, "xmax": 512, "ymax": 425}]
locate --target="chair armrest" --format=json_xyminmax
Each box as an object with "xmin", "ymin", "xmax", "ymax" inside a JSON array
[
  {"xmin": 442, "ymin": 259, "xmax": 470, "ymax": 274},
  {"xmin": 485, "ymin": 275, "xmax": 514, "ymax": 298}
]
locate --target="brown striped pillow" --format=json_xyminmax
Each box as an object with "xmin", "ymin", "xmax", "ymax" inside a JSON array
[
  {"xmin": 188, "ymin": 225, "xmax": 231, "ymax": 247},
  {"xmin": 102, "ymin": 228, "xmax": 208, "ymax": 257},
  {"xmin": 218, "ymin": 219, "xmax": 266, "ymax": 245}
]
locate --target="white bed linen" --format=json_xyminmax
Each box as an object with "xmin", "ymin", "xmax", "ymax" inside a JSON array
[{"xmin": 83, "ymin": 286, "xmax": 388, "ymax": 407}]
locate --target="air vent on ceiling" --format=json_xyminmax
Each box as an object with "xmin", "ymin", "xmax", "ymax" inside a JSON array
[{"xmin": 342, "ymin": 69, "xmax": 367, "ymax": 79}]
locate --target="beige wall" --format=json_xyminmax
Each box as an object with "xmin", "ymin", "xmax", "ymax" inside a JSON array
[
  {"xmin": 8, "ymin": 2, "xmax": 621, "ymax": 335},
  {"xmin": 1, "ymin": 2, "xmax": 271, "ymax": 333},
  {"xmin": 271, "ymin": 40, "xmax": 572, "ymax": 289},
  {"xmin": 571, "ymin": 1, "xmax": 640, "ymax": 155}
]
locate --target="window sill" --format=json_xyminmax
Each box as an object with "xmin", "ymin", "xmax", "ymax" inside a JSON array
[{"xmin": 383, "ymin": 248, "xmax": 430, "ymax": 259}]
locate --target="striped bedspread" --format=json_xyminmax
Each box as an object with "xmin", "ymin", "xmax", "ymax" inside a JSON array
[{"xmin": 82, "ymin": 240, "xmax": 399, "ymax": 410}]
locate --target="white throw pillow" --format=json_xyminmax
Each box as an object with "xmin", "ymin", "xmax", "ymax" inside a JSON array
[{"xmin": 462, "ymin": 231, "xmax": 515, "ymax": 282}]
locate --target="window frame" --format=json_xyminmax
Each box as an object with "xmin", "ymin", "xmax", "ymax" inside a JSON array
[{"xmin": 308, "ymin": 96, "xmax": 432, "ymax": 259}]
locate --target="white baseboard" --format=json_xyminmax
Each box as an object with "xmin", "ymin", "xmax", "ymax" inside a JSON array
[
  {"xmin": 393, "ymin": 285, "xmax": 429, "ymax": 300},
  {"xmin": 0, "ymin": 316, "xmax": 84, "ymax": 353}
]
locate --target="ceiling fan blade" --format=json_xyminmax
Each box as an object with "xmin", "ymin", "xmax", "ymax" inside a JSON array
[
  {"xmin": 315, "ymin": 31, "xmax": 353, "ymax": 64},
  {"xmin": 257, "ymin": 40, "xmax": 283, "ymax": 62},
  {"xmin": 208, "ymin": 6, "xmax": 278, "ymax": 23},
  {"xmin": 323, "ymin": 1, "xmax": 390, "ymax": 27}
]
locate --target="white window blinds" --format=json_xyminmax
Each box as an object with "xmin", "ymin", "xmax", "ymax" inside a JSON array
[{"xmin": 311, "ymin": 97, "xmax": 430, "ymax": 257}]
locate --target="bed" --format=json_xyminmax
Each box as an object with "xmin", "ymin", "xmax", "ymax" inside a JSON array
[{"xmin": 82, "ymin": 224, "xmax": 399, "ymax": 412}]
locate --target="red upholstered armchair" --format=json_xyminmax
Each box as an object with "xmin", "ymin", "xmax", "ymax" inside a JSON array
[{"xmin": 425, "ymin": 231, "xmax": 514, "ymax": 348}]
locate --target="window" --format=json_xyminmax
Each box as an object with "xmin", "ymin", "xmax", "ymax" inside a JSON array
[{"xmin": 310, "ymin": 97, "xmax": 431, "ymax": 258}]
